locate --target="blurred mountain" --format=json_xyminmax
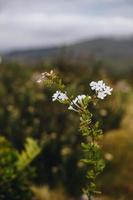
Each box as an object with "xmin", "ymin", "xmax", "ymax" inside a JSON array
[{"xmin": 3, "ymin": 37, "xmax": 133, "ymax": 67}]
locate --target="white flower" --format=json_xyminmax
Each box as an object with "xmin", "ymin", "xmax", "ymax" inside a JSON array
[
  {"xmin": 68, "ymin": 105, "xmax": 74, "ymax": 110},
  {"xmin": 90, "ymin": 80, "xmax": 113, "ymax": 99},
  {"xmin": 71, "ymin": 95, "xmax": 86, "ymax": 106},
  {"xmin": 52, "ymin": 91, "xmax": 61, "ymax": 101},
  {"xmin": 58, "ymin": 93, "xmax": 68, "ymax": 101},
  {"xmin": 97, "ymin": 91, "xmax": 106, "ymax": 99},
  {"xmin": 90, "ymin": 80, "xmax": 105, "ymax": 91},
  {"xmin": 74, "ymin": 95, "xmax": 86, "ymax": 104},
  {"xmin": 104, "ymin": 86, "xmax": 113, "ymax": 95},
  {"xmin": 52, "ymin": 91, "xmax": 68, "ymax": 102},
  {"xmin": 89, "ymin": 81, "xmax": 97, "ymax": 90},
  {"xmin": 68, "ymin": 95, "xmax": 87, "ymax": 111},
  {"xmin": 77, "ymin": 95, "xmax": 86, "ymax": 102}
]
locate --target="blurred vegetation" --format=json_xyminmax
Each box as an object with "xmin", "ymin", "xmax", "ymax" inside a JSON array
[
  {"xmin": 32, "ymin": 186, "xmax": 69, "ymax": 200},
  {"xmin": 0, "ymin": 57, "xmax": 132, "ymax": 199},
  {"xmin": 0, "ymin": 136, "xmax": 41, "ymax": 200},
  {"xmin": 100, "ymin": 94, "xmax": 133, "ymax": 199}
]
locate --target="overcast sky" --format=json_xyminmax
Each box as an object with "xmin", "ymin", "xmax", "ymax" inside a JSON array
[{"xmin": 0, "ymin": 0, "xmax": 133, "ymax": 51}]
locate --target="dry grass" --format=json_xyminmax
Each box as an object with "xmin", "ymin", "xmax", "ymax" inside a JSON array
[{"xmin": 32, "ymin": 186, "xmax": 74, "ymax": 200}]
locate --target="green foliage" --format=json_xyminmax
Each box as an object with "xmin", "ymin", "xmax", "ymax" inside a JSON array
[
  {"xmin": 16, "ymin": 138, "xmax": 41, "ymax": 171},
  {"xmin": 78, "ymin": 101, "xmax": 105, "ymax": 198},
  {"xmin": 0, "ymin": 136, "xmax": 41, "ymax": 200}
]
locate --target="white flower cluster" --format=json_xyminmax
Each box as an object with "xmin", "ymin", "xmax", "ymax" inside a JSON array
[
  {"xmin": 68, "ymin": 95, "xmax": 87, "ymax": 111},
  {"xmin": 52, "ymin": 91, "xmax": 68, "ymax": 101},
  {"xmin": 52, "ymin": 92, "xmax": 88, "ymax": 111},
  {"xmin": 90, "ymin": 80, "xmax": 113, "ymax": 99},
  {"xmin": 52, "ymin": 80, "xmax": 112, "ymax": 110}
]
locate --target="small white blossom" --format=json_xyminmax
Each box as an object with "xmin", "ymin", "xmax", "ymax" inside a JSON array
[
  {"xmin": 58, "ymin": 93, "xmax": 68, "ymax": 101},
  {"xmin": 90, "ymin": 80, "xmax": 113, "ymax": 99},
  {"xmin": 71, "ymin": 95, "xmax": 86, "ymax": 107},
  {"xmin": 89, "ymin": 81, "xmax": 97, "ymax": 90},
  {"xmin": 68, "ymin": 95, "xmax": 87, "ymax": 111},
  {"xmin": 52, "ymin": 91, "xmax": 61, "ymax": 101},
  {"xmin": 77, "ymin": 95, "xmax": 86, "ymax": 102},
  {"xmin": 52, "ymin": 91, "xmax": 68, "ymax": 102},
  {"xmin": 104, "ymin": 86, "xmax": 113, "ymax": 95},
  {"xmin": 68, "ymin": 105, "xmax": 74, "ymax": 110},
  {"xmin": 97, "ymin": 91, "xmax": 106, "ymax": 99},
  {"xmin": 68, "ymin": 105, "xmax": 78, "ymax": 112},
  {"xmin": 90, "ymin": 80, "xmax": 105, "ymax": 91},
  {"xmin": 73, "ymin": 95, "xmax": 86, "ymax": 104}
]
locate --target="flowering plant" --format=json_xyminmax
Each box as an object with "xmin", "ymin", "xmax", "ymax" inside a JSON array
[{"xmin": 37, "ymin": 71, "xmax": 113, "ymax": 200}]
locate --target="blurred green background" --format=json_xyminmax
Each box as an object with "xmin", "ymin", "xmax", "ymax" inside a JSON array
[{"xmin": 0, "ymin": 55, "xmax": 132, "ymax": 200}]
